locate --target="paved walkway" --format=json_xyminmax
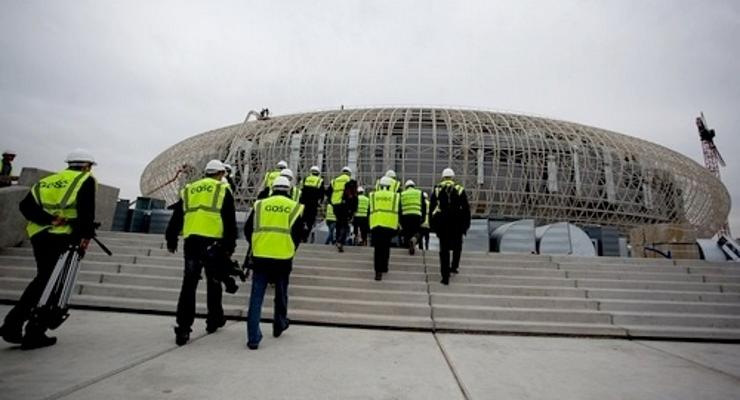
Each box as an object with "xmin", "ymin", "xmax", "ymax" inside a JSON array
[{"xmin": 1, "ymin": 305, "xmax": 739, "ymax": 400}]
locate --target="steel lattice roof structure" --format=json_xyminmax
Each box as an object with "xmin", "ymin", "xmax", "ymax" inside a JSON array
[{"xmin": 140, "ymin": 107, "xmax": 730, "ymax": 236}]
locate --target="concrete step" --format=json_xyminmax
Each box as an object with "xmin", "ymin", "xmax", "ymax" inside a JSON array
[
  {"xmin": 599, "ymin": 299, "xmax": 740, "ymax": 315},
  {"xmin": 433, "ymin": 304, "xmax": 612, "ymax": 324},
  {"xmin": 565, "ymin": 270, "xmax": 703, "ymax": 283},
  {"xmin": 431, "ymin": 293, "xmax": 599, "ymax": 310},
  {"xmin": 445, "ymin": 274, "xmax": 577, "ymax": 287},
  {"xmin": 623, "ymin": 325, "xmax": 740, "ymax": 340},
  {"xmin": 611, "ymin": 312, "xmax": 740, "ymax": 329},
  {"xmin": 430, "ymin": 282, "xmax": 587, "ymax": 298},
  {"xmin": 585, "ymin": 288, "xmax": 740, "ymax": 303},
  {"xmin": 433, "ymin": 317, "xmax": 627, "ymax": 336},
  {"xmin": 574, "ymin": 278, "xmax": 723, "ymax": 292}
]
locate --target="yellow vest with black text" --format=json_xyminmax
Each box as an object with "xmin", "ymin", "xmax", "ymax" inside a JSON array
[
  {"xmin": 181, "ymin": 178, "xmax": 229, "ymax": 239},
  {"xmin": 303, "ymin": 175, "xmax": 323, "ymax": 189},
  {"xmin": 400, "ymin": 187, "xmax": 422, "ymax": 216},
  {"xmin": 26, "ymin": 169, "xmax": 93, "ymax": 238},
  {"xmin": 355, "ymin": 195, "xmax": 369, "ymax": 218},
  {"xmin": 263, "ymin": 170, "xmax": 282, "ymax": 189},
  {"xmin": 252, "ymin": 195, "xmax": 304, "ymax": 260},
  {"xmin": 330, "ymin": 173, "xmax": 351, "ymax": 205},
  {"xmin": 369, "ymin": 190, "xmax": 400, "ymax": 230}
]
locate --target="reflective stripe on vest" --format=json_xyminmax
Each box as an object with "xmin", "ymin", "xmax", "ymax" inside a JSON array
[
  {"xmin": 263, "ymin": 170, "xmax": 282, "ymax": 189},
  {"xmin": 303, "ymin": 175, "xmax": 323, "ymax": 189},
  {"xmin": 432, "ymin": 180, "xmax": 464, "ymax": 215},
  {"xmin": 181, "ymin": 178, "xmax": 228, "ymax": 239},
  {"xmin": 355, "ymin": 195, "xmax": 369, "ymax": 217},
  {"xmin": 325, "ymin": 203, "xmax": 336, "ymax": 222},
  {"xmin": 369, "ymin": 190, "xmax": 399, "ymax": 230},
  {"xmin": 26, "ymin": 169, "xmax": 92, "ymax": 238},
  {"xmin": 400, "ymin": 188, "xmax": 422, "ymax": 216},
  {"xmin": 252, "ymin": 195, "xmax": 304, "ymax": 260},
  {"xmin": 330, "ymin": 174, "xmax": 350, "ymax": 205}
]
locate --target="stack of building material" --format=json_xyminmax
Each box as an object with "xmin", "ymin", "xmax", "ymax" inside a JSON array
[{"xmin": 630, "ymin": 224, "xmax": 700, "ymax": 260}]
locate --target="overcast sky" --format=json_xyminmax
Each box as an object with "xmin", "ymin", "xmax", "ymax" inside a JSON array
[{"xmin": 1, "ymin": 0, "xmax": 738, "ymax": 234}]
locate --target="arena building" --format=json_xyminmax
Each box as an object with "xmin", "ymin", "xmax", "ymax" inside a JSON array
[{"xmin": 140, "ymin": 107, "xmax": 730, "ymax": 236}]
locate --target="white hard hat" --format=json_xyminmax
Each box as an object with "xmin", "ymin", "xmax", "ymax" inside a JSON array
[
  {"xmin": 280, "ymin": 168, "xmax": 294, "ymax": 181},
  {"xmin": 442, "ymin": 168, "xmax": 455, "ymax": 178},
  {"xmin": 2, "ymin": 149, "xmax": 16, "ymax": 156},
  {"xmin": 65, "ymin": 148, "xmax": 96, "ymax": 165},
  {"xmin": 405, "ymin": 179, "xmax": 415, "ymax": 188},
  {"xmin": 379, "ymin": 176, "xmax": 393, "ymax": 187},
  {"xmin": 310, "ymin": 165, "xmax": 320, "ymax": 174},
  {"xmin": 272, "ymin": 176, "xmax": 292, "ymax": 190},
  {"xmin": 277, "ymin": 160, "xmax": 288, "ymax": 169},
  {"xmin": 204, "ymin": 159, "xmax": 225, "ymax": 173},
  {"xmin": 358, "ymin": 186, "xmax": 365, "ymax": 194},
  {"xmin": 341, "ymin": 166, "xmax": 352, "ymax": 174},
  {"xmin": 223, "ymin": 163, "xmax": 232, "ymax": 172},
  {"xmin": 385, "ymin": 169, "xmax": 396, "ymax": 178}
]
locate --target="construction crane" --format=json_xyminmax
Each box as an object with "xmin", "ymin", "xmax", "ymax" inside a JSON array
[{"xmin": 695, "ymin": 112, "xmax": 731, "ymax": 236}]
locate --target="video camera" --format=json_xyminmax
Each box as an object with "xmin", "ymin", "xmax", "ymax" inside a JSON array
[{"xmin": 207, "ymin": 242, "xmax": 247, "ymax": 294}]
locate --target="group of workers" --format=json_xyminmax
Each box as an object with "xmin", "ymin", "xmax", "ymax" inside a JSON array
[{"xmin": 0, "ymin": 152, "xmax": 470, "ymax": 351}]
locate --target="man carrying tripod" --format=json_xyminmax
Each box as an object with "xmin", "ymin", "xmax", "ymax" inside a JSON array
[
  {"xmin": 166, "ymin": 159, "xmax": 238, "ymax": 346},
  {"xmin": 0, "ymin": 149, "xmax": 97, "ymax": 350}
]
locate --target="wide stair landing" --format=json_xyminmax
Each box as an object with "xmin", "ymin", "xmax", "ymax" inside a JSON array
[{"xmin": 1, "ymin": 231, "xmax": 739, "ymax": 340}]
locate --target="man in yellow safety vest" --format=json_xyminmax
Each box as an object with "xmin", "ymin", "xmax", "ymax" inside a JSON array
[
  {"xmin": 400, "ymin": 179, "xmax": 426, "ymax": 255},
  {"xmin": 166, "ymin": 159, "xmax": 237, "ymax": 345},
  {"xmin": 243, "ymin": 176, "xmax": 304, "ymax": 349},
  {"xmin": 261, "ymin": 160, "xmax": 288, "ymax": 191},
  {"xmin": 328, "ymin": 166, "xmax": 357, "ymax": 252},
  {"xmin": 299, "ymin": 165, "xmax": 325, "ymax": 242},
  {"xmin": 369, "ymin": 176, "xmax": 402, "ymax": 281},
  {"xmin": 353, "ymin": 186, "xmax": 370, "ymax": 246},
  {"xmin": 1, "ymin": 149, "xmax": 97, "ymax": 349}
]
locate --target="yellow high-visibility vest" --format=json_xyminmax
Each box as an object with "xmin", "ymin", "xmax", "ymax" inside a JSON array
[
  {"xmin": 26, "ymin": 169, "xmax": 93, "ymax": 238},
  {"xmin": 330, "ymin": 174, "xmax": 350, "ymax": 205},
  {"xmin": 252, "ymin": 195, "xmax": 304, "ymax": 260},
  {"xmin": 303, "ymin": 175, "xmax": 323, "ymax": 189},
  {"xmin": 325, "ymin": 203, "xmax": 336, "ymax": 222},
  {"xmin": 355, "ymin": 195, "xmax": 369, "ymax": 218},
  {"xmin": 262, "ymin": 170, "xmax": 282, "ymax": 189},
  {"xmin": 181, "ymin": 178, "xmax": 229, "ymax": 239},
  {"xmin": 400, "ymin": 187, "xmax": 422, "ymax": 216},
  {"xmin": 369, "ymin": 189, "xmax": 400, "ymax": 230}
]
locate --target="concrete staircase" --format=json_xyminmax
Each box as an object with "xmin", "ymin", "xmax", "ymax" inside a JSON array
[{"xmin": 1, "ymin": 231, "xmax": 739, "ymax": 340}]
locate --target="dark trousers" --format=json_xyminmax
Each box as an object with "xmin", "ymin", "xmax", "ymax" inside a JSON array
[
  {"xmin": 333, "ymin": 204, "xmax": 351, "ymax": 246},
  {"xmin": 246, "ymin": 265, "xmax": 290, "ymax": 345},
  {"xmin": 400, "ymin": 215, "xmax": 422, "ymax": 248},
  {"xmin": 175, "ymin": 251, "xmax": 224, "ymax": 332},
  {"xmin": 353, "ymin": 217, "xmax": 369, "ymax": 244},
  {"xmin": 371, "ymin": 227, "xmax": 395, "ymax": 273},
  {"xmin": 301, "ymin": 205, "xmax": 318, "ymax": 242},
  {"xmin": 419, "ymin": 228, "xmax": 430, "ymax": 250},
  {"xmin": 438, "ymin": 233, "xmax": 463, "ymax": 279},
  {"xmin": 4, "ymin": 232, "xmax": 72, "ymax": 334}
]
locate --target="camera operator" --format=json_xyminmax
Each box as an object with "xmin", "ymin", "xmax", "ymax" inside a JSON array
[{"xmin": 166, "ymin": 160, "xmax": 237, "ymax": 346}]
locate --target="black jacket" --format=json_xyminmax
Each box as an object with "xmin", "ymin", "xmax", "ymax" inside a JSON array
[
  {"xmin": 19, "ymin": 169, "xmax": 97, "ymax": 240},
  {"xmin": 166, "ymin": 188, "xmax": 238, "ymax": 256},
  {"xmin": 429, "ymin": 180, "xmax": 471, "ymax": 236}
]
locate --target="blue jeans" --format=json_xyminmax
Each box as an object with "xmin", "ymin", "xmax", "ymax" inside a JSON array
[
  {"xmin": 325, "ymin": 222, "xmax": 336, "ymax": 244},
  {"xmin": 246, "ymin": 268, "xmax": 290, "ymax": 346}
]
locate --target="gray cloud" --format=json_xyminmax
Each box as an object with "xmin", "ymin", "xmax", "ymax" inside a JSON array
[{"xmin": 1, "ymin": 0, "xmax": 738, "ymax": 234}]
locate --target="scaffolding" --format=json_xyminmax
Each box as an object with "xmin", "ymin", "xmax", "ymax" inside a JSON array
[{"xmin": 140, "ymin": 107, "xmax": 731, "ymax": 237}]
